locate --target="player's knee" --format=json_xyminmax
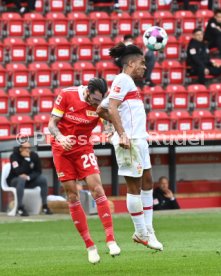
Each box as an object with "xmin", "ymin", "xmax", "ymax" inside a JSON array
[
  {"xmin": 67, "ymin": 191, "xmax": 79, "ymax": 203},
  {"xmin": 90, "ymin": 184, "xmax": 105, "ymax": 199}
]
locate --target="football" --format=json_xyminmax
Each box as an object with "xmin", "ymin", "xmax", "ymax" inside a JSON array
[{"xmin": 143, "ymin": 26, "xmax": 168, "ymax": 51}]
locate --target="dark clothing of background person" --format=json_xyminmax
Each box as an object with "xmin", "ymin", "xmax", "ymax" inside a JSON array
[
  {"xmin": 186, "ymin": 38, "xmax": 221, "ymax": 84},
  {"xmin": 204, "ymin": 17, "xmax": 221, "ymax": 55},
  {"xmin": 153, "ymin": 187, "xmax": 180, "ymax": 210},
  {"xmin": 7, "ymin": 147, "xmax": 51, "ymax": 215},
  {"xmin": 5, "ymin": 0, "xmax": 36, "ymax": 13}
]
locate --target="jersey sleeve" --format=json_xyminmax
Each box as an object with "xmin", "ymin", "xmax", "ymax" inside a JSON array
[
  {"xmin": 100, "ymin": 96, "xmax": 109, "ymax": 110},
  {"xmin": 109, "ymin": 75, "xmax": 131, "ymax": 101},
  {"xmin": 51, "ymin": 90, "xmax": 67, "ymax": 118}
]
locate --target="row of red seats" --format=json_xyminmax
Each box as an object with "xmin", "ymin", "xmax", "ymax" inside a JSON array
[
  {"xmin": 142, "ymin": 84, "xmax": 221, "ymax": 111},
  {"xmin": 0, "ymin": 10, "xmax": 214, "ymax": 39},
  {"xmin": 1, "ymin": 109, "xmax": 220, "ymax": 138},
  {"xmin": 148, "ymin": 110, "xmax": 221, "ymax": 132}
]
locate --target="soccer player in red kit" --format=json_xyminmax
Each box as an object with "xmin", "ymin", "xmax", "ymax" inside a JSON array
[{"xmin": 48, "ymin": 78, "xmax": 120, "ymax": 264}]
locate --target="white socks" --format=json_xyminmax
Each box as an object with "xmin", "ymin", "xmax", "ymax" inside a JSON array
[
  {"xmin": 126, "ymin": 193, "xmax": 147, "ymax": 237},
  {"xmin": 141, "ymin": 189, "xmax": 153, "ymax": 230}
]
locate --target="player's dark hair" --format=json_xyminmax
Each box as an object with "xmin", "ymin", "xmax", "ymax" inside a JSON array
[
  {"xmin": 109, "ymin": 42, "xmax": 143, "ymax": 66},
  {"xmin": 214, "ymin": 8, "xmax": 221, "ymax": 15},
  {"xmin": 87, "ymin": 77, "xmax": 107, "ymax": 96},
  {"xmin": 192, "ymin": 28, "xmax": 202, "ymax": 34},
  {"xmin": 123, "ymin": 34, "xmax": 133, "ymax": 41}
]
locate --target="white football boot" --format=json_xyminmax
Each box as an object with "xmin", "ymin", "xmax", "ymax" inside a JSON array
[
  {"xmin": 87, "ymin": 245, "xmax": 100, "ymax": 264},
  {"xmin": 146, "ymin": 227, "xmax": 163, "ymax": 251},
  {"xmin": 107, "ymin": 241, "xmax": 121, "ymax": 256},
  {"xmin": 132, "ymin": 232, "xmax": 149, "ymax": 247}
]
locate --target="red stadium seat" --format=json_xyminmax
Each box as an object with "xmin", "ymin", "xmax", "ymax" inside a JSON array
[
  {"xmin": 35, "ymin": 0, "xmax": 45, "ymax": 12},
  {"xmin": 134, "ymin": 36, "xmax": 146, "ymax": 51},
  {"xmin": 134, "ymin": 0, "xmax": 150, "ymax": 11},
  {"xmin": 49, "ymin": 37, "xmax": 71, "ymax": 62},
  {"xmin": 144, "ymin": 86, "xmax": 167, "ymax": 111},
  {"xmin": 48, "ymin": 0, "xmax": 67, "ymax": 12},
  {"xmin": 95, "ymin": 61, "xmax": 120, "ymax": 86},
  {"xmin": 70, "ymin": 0, "xmax": 87, "ymax": 12},
  {"xmin": 164, "ymin": 36, "xmax": 180, "ymax": 60},
  {"xmin": 111, "ymin": 12, "xmax": 133, "ymax": 36},
  {"xmin": 187, "ymin": 84, "xmax": 210, "ymax": 110},
  {"xmin": 166, "ymin": 85, "xmax": 188, "ymax": 110},
  {"xmin": 0, "ymin": 42, "xmax": 4, "ymax": 63},
  {"xmin": 214, "ymin": 110, "xmax": 221, "ymax": 129},
  {"xmin": 192, "ymin": 110, "xmax": 214, "ymax": 130},
  {"xmin": 73, "ymin": 61, "xmax": 96, "ymax": 85},
  {"xmin": 92, "ymin": 36, "xmax": 114, "ymax": 61},
  {"xmin": 0, "ymin": 90, "xmax": 9, "ymax": 115},
  {"xmin": 31, "ymin": 88, "xmax": 54, "ymax": 113},
  {"xmin": 71, "ymin": 37, "xmax": 93, "ymax": 61},
  {"xmin": 24, "ymin": 13, "xmax": 47, "ymax": 37},
  {"xmin": 178, "ymin": 34, "xmax": 192, "ymax": 60},
  {"xmin": 29, "ymin": 62, "xmax": 52, "ymax": 88},
  {"xmin": 150, "ymin": 62, "xmax": 163, "ymax": 85},
  {"xmin": 0, "ymin": 65, "xmax": 7, "ymax": 88},
  {"xmin": 147, "ymin": 111, "xmax": 170, "ymax": 132},
  {"xmin": 162, "ymin": 60, "xmax": 185, "ymax": 85},
  {"xmin": 132, "ymin": 11, "xmax": 154, "ymax": 36},
  {"xmin": 6, "ymin": 63, "xmax": 29, "ymax": 88},
  {"xmin": 4, "ymin": 38, "xmax": 26, "ymax": 63},
  {"xmin": 34, "ymin": 114, "xmax": 51, "ymax": 134},
  {"xmin": 170, "ymin": 110, "xmax": 192, "ymax": 131},
  {"xmin": 154, "ymin": 0, "xmax": 171, "ymax": 11},
  {"xmin": 2, "ymin": 13, "xmax": 24, "ymax": 37},
  {"xmin": 89, "ymin": 12, "xmax": 111, "ymax": 36},
  {"xmin": 154, "ymin": 11, "xmax": 176, "ymax": 35},
  {"xmin": 51, "ymin": 62, "xmax": 74, "ymax": 87},
  {"xmin": 67, "ymin": 12, "xmax": 90, "ymax": 37},
  {"xmin": 196, "ymin": 10, "xmax": 214, "ymax": 29},
  {"xmin": 175, "ymin": 11, "xmax": 196, "ymax": 35},
  {"xmin": 46, "ymin": 13, "xmax": 68, "ymax": 37},
  {"xmin": 27, "ymin": 37, "xmax": 49, "ymax": 62},
  {"xmin": 8, "ymin": 88, "xmax": 32, "ymax": 114},
  {"xmin": 0, "ymin": 117, "xmax": 11, "ymax": 137},
  {"xmin": 209, "ymin": 83, "xmax": 221, "ymax": 109},
  {"xmin": 11, "ymin": 115, "xmax": 34, "ymax": 136}
]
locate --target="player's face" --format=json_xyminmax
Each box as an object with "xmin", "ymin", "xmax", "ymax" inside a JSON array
[
  {"xmin": 132, "ymin": 56, "xmax": 146, "ymax": 79},
  {"xmin": 193, "ymin": 31, "xmax": 203, "ymax": 42},
  {"xmin": 215, "ymin": 13, "xmax": 221, "ymax": 23},
  {"xmin": 87, "ymin": 90, "xmax": 104, "ymax": 107},
  {"xmin": 159, "ymin": 178, "xmax": 169, "ymax": 192}
]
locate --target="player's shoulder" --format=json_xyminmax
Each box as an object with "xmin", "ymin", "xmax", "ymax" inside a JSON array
[
  {"xmin": 61, "ymin": 86, "xmax": 79, "ymax": 93},
  {"xmin": 115, "ymin": 73, "xmax": 132, "ymax": 82}
]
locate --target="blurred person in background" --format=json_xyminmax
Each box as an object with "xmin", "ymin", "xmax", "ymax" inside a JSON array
[
  {"xmin": 7, "ymin": 141, "xmax": 52, "ymax": 216},
  {"xmin": 204, "ymin": 9, "xmax": 221, "ymax": 56},
  {"xmin": 187, "ymin": 28, "xmax": 221, "ymax": 84},
  {"xmin": 153, "ymin": 177, "xmax": 180, "ymax": 210}
]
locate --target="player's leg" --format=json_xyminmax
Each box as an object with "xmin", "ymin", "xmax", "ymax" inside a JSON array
[
  {"xmin": 125, "ymin": 175, "xmax": 148, "ymax": 246},
  {"xmin": 62, "ymin": 179, "xmax": 100, "ymax": 264},
  {"xmin": 85, "ymin": 173, "xmax": 121, "ymax": 256},
  {"xmin": 142, "ymin": 169, "xmax": 163, "ymax": 251}
]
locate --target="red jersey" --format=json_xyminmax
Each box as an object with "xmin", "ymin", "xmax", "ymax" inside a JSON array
[{"xmin": 51, "ymin": 86, "xmax": 100, "ymax": 151}]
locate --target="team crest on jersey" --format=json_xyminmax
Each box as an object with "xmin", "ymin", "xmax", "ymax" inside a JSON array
[
  {"xmin": 55, "ymin": 95, "xmax": 62, "ymax": 105},
  {"xmin": 86, "ymin": 110, "xmax": 98, "ymax": 117},
  {"xmin": 113, "ymin": 86, "xmax": 121, "ymax": 93},
  {"xmin": 137, "ymin": 163, "xmax": 142, "ymax": 174},
  {"xmin": 57, "ymin": 172, "xmax": 65, "ymax": 178}
]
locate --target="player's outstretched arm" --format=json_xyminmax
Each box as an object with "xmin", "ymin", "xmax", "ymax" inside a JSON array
[
  {"xmin": 48, "ymin": 115, "xmax": 74, "ymax": 151},
  {"xmin": 109, "ymin": 99, "xmax": 130, "ymax": 149}
]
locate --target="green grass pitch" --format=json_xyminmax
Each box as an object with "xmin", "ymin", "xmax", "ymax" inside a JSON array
[{"xmin": 0, "ymin": 210, "xmax": 221, "ymax": 276}]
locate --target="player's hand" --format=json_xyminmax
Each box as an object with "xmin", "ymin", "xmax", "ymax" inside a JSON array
[
  {"xmin": 56, "ymin": 134, "xmax": 75, "ymax": 151},
  {"xmin": 119, "ymin": 133, "xmax": 130, "ymax": 149},
  {"xmin": 19, "ymin": 174, "xmax": 29, "ymax": 180},
  {"xmin": 164, "ymin": 189, "xmax": 174, "ymax": 199}
]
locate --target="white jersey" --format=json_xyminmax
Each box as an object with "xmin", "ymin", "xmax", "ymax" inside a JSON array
[{"xmin": 101, "ymin": 73, "xmax": 148, "ymax": 139}]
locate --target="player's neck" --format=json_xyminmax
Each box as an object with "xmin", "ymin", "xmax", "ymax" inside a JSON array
[{"xmin": 122, "ymin": 69, "xmax": 134, "ymax": 80}]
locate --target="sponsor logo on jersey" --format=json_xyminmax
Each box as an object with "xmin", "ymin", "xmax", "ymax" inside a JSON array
[
  {"xmin": 86, "ymin": 110, "xmax": 98, "ymax": 117},
  {"xmin": 65, "ymin": 113, "xmax": 90, "ymax": 124},
  {"xmin": 55, "ymin": 95, "xmax": 63, "ymax": 105},
  {"xmin": 57, "ymin": 172, "xmax": 65, "ymax": 178},
  {"xmin": 113, "ymin": 86, "xmax": 121, "ymax": 93}
]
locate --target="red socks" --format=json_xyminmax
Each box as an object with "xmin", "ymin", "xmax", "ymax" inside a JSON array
[
  {"xmin": 95, "ymin": 195, "xmax": 115, "ymax": 243},
  {"xmin": 69, "ymin": 201, "xmax": 94, "ymax": 248}
]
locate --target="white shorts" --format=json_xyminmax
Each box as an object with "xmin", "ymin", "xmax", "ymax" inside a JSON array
[{"xmin": 111, "ymin": 135, "xmax": 151, "ymax": 178}]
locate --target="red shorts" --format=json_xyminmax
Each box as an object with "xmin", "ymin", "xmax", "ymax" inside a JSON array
[{"xmin": 52, "ymin": 146, "xmax": 100, "ymax": 182}]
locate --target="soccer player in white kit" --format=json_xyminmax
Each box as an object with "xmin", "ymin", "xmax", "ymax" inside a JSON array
[{"xmin": 97, "ymin": 42, "xmax": 163, "ymax": 250}]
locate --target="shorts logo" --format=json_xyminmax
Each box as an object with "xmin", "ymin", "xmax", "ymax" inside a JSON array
[
  {"xmin": 55, "ymin": 95, "xmax": 63, "ymax": 105},
  {"xmin": 137, "ymin": 163, "xmax": 142, "ymax": 174},
  {"xmin": 86, "ymin": 110, "xmax": 98, "ymax": 117},
  {"xmin": 113, "ymin": 86, "xmax": 121, "ymax": 93},
  {"xmin": 57, "ymin": 172, "xmax": 65, "ymax": 178}
]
